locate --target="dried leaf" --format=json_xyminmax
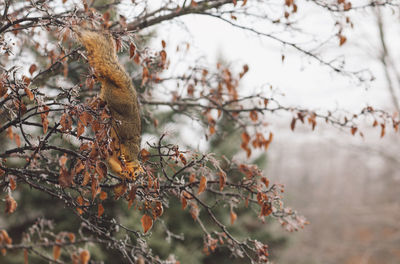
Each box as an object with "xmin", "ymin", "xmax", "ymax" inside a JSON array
[
  {"xmin": 230, "ymin": 210, "xmax": 237, "ymax": 225},
  {"xmin": 129, "ymin": 43, "xmax": 136, "ymax": 58},
  {"xmin": 181, "ymin": 196, "xmax": 187, "ymax": 210},
  {"xmin": 351, "ymin": 126, "xmax": 357, "ymax": 135},
  {"xmin": 98, "ymin": 203, "xmax": 104, "ymax": 217},
  {"xmin": 114, "ymin": 183, "xmax": 128, "ymax": 199},
  {"xmin": 24, "ymin": 249, "xmax": 28, "ymax": 264},
  {"xmin": 241, "ymin": 132, "xmax": 250, "ymax": 145},
  {"xmin": 140, "ymin": 149, "xmax": 150, "ymax": 162},
  {"xmin": 161, "ymin": 40, "xmax": 166, "ymax": 48},
  {"xmin": 29, "ymin": 64, "xmax": 37, "ymax": 76},
  {"xmin": 60, "ymin": 113, "xmax": 73, "ymax": 132},
  {"xmin": 290, "ymin": 118, "xmax": 296, "ymax": 131},
  {"xmin": 261, "ymin": 177, "xmax": 269, "ymax": 188},
  {"xmin": 141, "ymin": 214, "xmax": 153, "ymax": 233},
  {"xmin": 9, "ymin": 176, "xmax": 16, "ymax": 191},
  {"xmin": 5, "ymin": 194, "xmax": 17, "ymax": 214},
  {"xmin": 24, "ymin": 88, "xmax": 34, "ymax": 101},
  {"xmin": 99, "ymin": 191, "xmax": 108, "ymax": 201},
  {"xmin": 79, "ymin": 250, "xmax": 90, "ymax": 264},
  {"xmin": 95, "ymin": 161, "xmax": 107, "ymax": 180},
  {"xmin": 250, "ymin": 110, "xmax": 258, "ymax": 122},
  {"xmin": 198, "ymin": 176, "xmax": 207, "ymax": 194},
  {"xmin": 77, "ymin": 121, "xmax": 85, "ymax": 137},
  {"xmin": 53, "ymin": 242, "xmax": 61, "ymax": 260}
]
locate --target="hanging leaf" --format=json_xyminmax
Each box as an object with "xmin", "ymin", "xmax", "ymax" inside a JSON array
[
  {"xmin": 79, "ymin": 250, "xmax": 90, "ymax": 264},
  {"xmin": 198, "ymin": 176, "xmax": 207, "ymax": 194},
  {"xmin": 230, "ymin": 209, "xmax": 237, "ymax": 225},
  {"xmin": 141, "ymin": 214, "xmax": 153, "ymax": 233},
  {"xmin": 98, "ymin": 203, "xmax": 104, "ymax": 217},
  {"xmin": 129, "ymin": 43, "xmax": 136, "ymax": 58},
  {"xmin": 28, "ymin": 64, "xmax": 37, "ymax": 76},
  {"xmin": 53, "ymin": 240, "xmax": 61, "ymax": 260},
  {"xmin": 5, "ymin": 194, "xmax": 17, "ymax": 214}
]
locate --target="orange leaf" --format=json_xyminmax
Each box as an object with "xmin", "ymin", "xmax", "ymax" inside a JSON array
[
  {"xmin": 77, "ymin": 121, "xmax": 85, "ymax": 137},
  {"xmin": 114, "ymin": 183, "xmax": 128, "ymax": 199},
  {"xmin": 5, "ymin": 194, "xmax": 17, "ymax": 214},
  {"xmin": 98, "ymin": 203, "xmax": 104, "ymax": 217},
  {"xmin": 250, "ymin": 110, "xmax": 258, "ymax": 122},
  {"xmin": 339, "ymin": 35, "xmax": 347, "ymax": 46},
  {"xmin": 241, "ymin": 132, "xmax": 250, "ymax": 145},
  {"xmin": 161, "ymin": 40, "xmax": 166, "ymax": 48},
  {"xmin": 129, "ymin": 43, "xmax": 136, "ymax": 58},
  {"xmin": 24, "ymin": 88, "xmax": 34, "ymax": 101},
  {"xmin": 219, "ymin": 171, "xmax": 226, "ymax": 191},
  {"xmin": 181, "ymin": 196, "xmax": 187, "ymax": 210},
  {"xmin": 79, "ymin": 250, "xmax": 90, "ymax": 264},
  {"xmin": 14, "ymin": 133, "xmax": 20, "ymax": 147},
  {"xmin": 230, "ymin": 210, "xmax": 237, "ymax": 225},
  {"xmin": 9, "ymin": 176, "xmax": 16, "ymax": 191},
  {"xmin": 381, "ymin": 124, "xmax": 386, "ymax": 138},
  {"xmin": 99, "ymin": 191, "xmax": 107, "ymax": 201},
  {"xmin": 209, "ymin": 125, "xmax": 216, "ymax": 135},
  {"xmin": 141, "ymin": 214, "xmax": 153, "ymax": 233},
  {"xmin": 53, "ymin": 242, "xmax": 61, "ymax": 260},
  {"xmin": 28, "ymin": 64, "xmax": 37, "ymax": 76},
  {"xmin": 95, "ymin": 161, "xmax": 107, "ymax": 180},
  {"xmin": 290, "ymin": 118, "xmax": 296, "ymax": 131},
  {"xmin": 261, "ymin": 177, "xmax": 269, "ymax": 188},
  {"xmin": 140, "ymin": 149, "xmax": 150, "ymax": 162},
  {"xmin": 351, "ymin": 126, "xmax": 357, "ymax": 135},
  {"xmin": 67, "ymin": 233, "xmax": 75, "ymax": 242},
  {"xmin": 198, "ymin": 176, "xmax": 207, "ymax": 194},
  {"xmin": 24, "ymin": 249, "xmax": 28, "ymax": 264}
]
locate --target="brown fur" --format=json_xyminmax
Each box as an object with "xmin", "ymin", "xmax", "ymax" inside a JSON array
[{"xmin": 74, "ymin": 28, "xmax": 142, "ymax": 180}]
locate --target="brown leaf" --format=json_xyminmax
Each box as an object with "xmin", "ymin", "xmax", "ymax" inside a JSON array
[
  {"xmin": 250, "ymin": 110, "xmax": 258, "ymax": 122},
  {"xmin": 198, "ymin": 176, "xmax": 207, "ymax": 194},
  {"xmin": 219, "ymin": 171, "xmax": 226, "ymax": 191},
  {"xmin": 5, "ymin": 195, "xmax": 17, "ymax": 214},
  {"xmin": 351, "ymin": 126, "xmax": 357, "ymax": 135},
  {"xmin": 77, "ymin": 121, "xmax": 85, "ymax": 137},
  {"xmin": 181, "ymin": 196, "xmax": 187, "ymax": 210},
  {"xmin": 95, "ymin": 161, "xmax": 107, "ymax": 180},
  {"xmin": 230, "ymin": 210, "xmax": 237, "ymax": 225},
  {"xmin": 60, "ymin": 113, "xmax": 73, "ymax": 132},
  {"xmin": 114, "ymin": 183, "xmax": 128, "ymax": 199},
  {"xmin": 67, "ymin": 233, "xmax": 75, "ymax": 242},
  {"xmin": 99, "ymin": 191, "xmax": 108, "ymax": 201},
  {"xmin": 290, "ymin": 118, "xmax": 296, "ymax": 131},
  {"xmin": 98, "ymin": 203, "xmax": 104, "ymax": 217},
  {"xmin": 7, "ymin": 127, "xmax": 13, "ymax": 140},
  {"xmin": 53, "ymin": 242, "xmax": 61, "ymax": 260},
  {"xmin": 9, "ymin": 176, "xmax": 16, "ymax": 191},
  {"xmin": 24, "ymin": 249, "xmax": 28, "ymax": 264},
  {"xmin": 161, "ymin": 40, "xmax": 166, "ymax": 48},
  {"xmin": 261, "ymin": 177, "xmax": 270, "ymax": 188},
  {"xmin": 154, "ymin": 202, "xmax": 163, "ymax": 218},
  {"xmin": 14, "ymin": 133, "xmax": 21, "ymax": 147},
  {"xmin": 141, "ymin": 214, "xmax": 153, "ymax": 233},
  {"xmin": 29, "ymin": 64, "xmax": 37, "ymax": 76},
  {"xmin": 381, "ymin": 123, "xmax": 386, "ymax": 138},
  {"xmin": 339, "ymin": 35, "xmax": 347, "ymax": 46},
  {"xmin": 79, "ymin": 250, "xmax": 90, "ymax": 264},
  {"xmin": 129, "ymin": 43, "xmax": 136, "ymax": 58},
  {"xmin": 24, "ymin": 88, "xmax": 34, "ymax": 101},
  {"xmin": 82, "ymin": 171, "xmax": 90, "ymax": 186},
  {"xmin": 241, "ymin": 132, "xmax": 250, "ymax": 145},
  {"xmin": 59, "ymin": 167, "xmax": 73, "ymax": 188},
  {"xmin": 140, "ymin": 149, "xmax": 150, "ymax": 162}
]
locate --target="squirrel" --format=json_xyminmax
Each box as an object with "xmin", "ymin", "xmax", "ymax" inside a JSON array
[{"xmin": 73, "ymin": 27, "xmax": 143, "ymax": 180}]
